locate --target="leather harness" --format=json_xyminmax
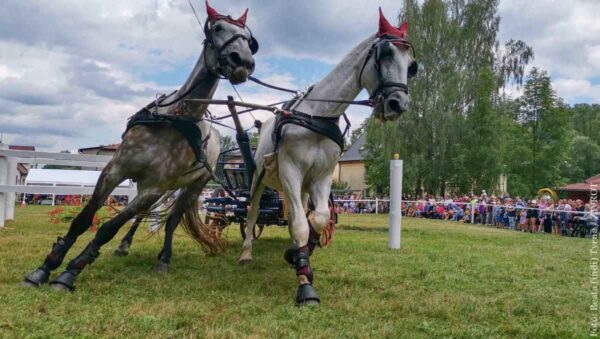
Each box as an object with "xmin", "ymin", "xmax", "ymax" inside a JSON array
[{"xmin": 124, "ymin": 106, "xmax": 208, "ymax": 164}]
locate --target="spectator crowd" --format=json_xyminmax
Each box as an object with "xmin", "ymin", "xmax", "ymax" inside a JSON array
[{"xmin": 334, "ymin": 191, "xmax": 598, "ymax": 238}]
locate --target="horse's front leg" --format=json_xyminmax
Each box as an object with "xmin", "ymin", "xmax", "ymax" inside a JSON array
[
  {"xmin": 280, "ymin": 167, "xmax": 320, "ymax": 306},
  {"xmin": 307, "ymin": 176, "xmax": 333, "ymax": 245}
]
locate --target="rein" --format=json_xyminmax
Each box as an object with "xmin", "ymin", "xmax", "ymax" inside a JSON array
[{"xmin": 248, "ymin": 76, "xmax": 377, "ymax": 107}]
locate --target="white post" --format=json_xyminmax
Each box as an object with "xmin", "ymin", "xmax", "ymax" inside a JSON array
[
  {"xmin": 389, "ymin": 154, "xmax": 403, "ymax": 250},
  {"xmin": 5, "ymin": 158, "xmax": 17, "ymax": 221},
  {"xmin": 52, "ymin": 184, "xmax": 56, "ymax": 206},
  {"xmin": 0, "ymin": 143, "xmax": 7, "ymax": 228},
  {"xmin": 375, "ymin": 197, "xmax": 379, "ymax": 214},
  {"xmin": 471, "ymin": 202, "xmax": 475, "ymax": 224}
]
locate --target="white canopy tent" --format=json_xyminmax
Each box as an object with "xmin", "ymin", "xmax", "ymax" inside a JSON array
[
  {"xmin": 25, "ymin": 169, "xmax": 131, "ymax": 187},
  {"xmin": 24, "ymin": 169, "xmax": 132, "ymax": 206}
]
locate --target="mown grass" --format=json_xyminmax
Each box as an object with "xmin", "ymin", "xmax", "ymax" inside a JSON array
[{"xmin": 0, "ymin": 206, "xmax": 593, "ymax": 338}]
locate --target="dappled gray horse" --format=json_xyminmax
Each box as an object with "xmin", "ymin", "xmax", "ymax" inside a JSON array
[
  {"xmin": 22, "ymin": 2, "xmax": 258, "ymax": 291},
  {"xmin": 239, "ymin": 8, "xmax": 417, "ymax": 305}
]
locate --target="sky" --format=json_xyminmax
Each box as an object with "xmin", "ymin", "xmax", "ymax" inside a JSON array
[{"xmin": 0, "ymin": 0, "xmax": 598, "ymax": 151}]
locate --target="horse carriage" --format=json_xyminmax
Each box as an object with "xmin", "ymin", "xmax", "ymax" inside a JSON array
[
  {"xmin": 202, "ymin": 98, "xmax": 338, "ymax": 241},
  {"xmin": 204, "ymin": 147, "xmax": 287, "ymax": 240}
]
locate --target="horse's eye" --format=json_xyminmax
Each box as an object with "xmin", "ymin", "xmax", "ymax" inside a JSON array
[{"xmin": 214, "ymin": 25, "xmax": 223, "ymax": 32}]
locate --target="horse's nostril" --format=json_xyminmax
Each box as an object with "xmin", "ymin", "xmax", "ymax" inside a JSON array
[
  {"xmin": 229, "ymin": 52, "xmax": 242, "ymax": 66},
  {"xmin": 388, "ymin": 99, "xmax": 401, "ymax": 113}
]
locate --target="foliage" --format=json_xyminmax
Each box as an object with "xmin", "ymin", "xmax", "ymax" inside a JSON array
[
  {"xmin": 363, "ymin": 0, "xmax": 599, "ymax": 196},
  {"xmin": 219, "ymin": 135, "xmax": 236, "ymax": 152},
  {"xmin": 0, "ymin": 207, "xmax": 590, "ymax": 337},
  {"xmin": 365, "ymin": 0, "xmax": 521, "ymax": 195},
  {"xmin": 331, "ymin": 180, "xmax": 350, "ymax": 192},
  {"xmin": 47, "ymin": 205, "xmax": 116, "ymax": 232},
  {"xmin": 504, "ymin": 68, "xmax": 570, "ymax": 196}
]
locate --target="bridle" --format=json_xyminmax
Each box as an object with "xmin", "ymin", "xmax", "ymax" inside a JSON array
[
  {"xmin": 203, "ymin": 16, "xmax": 259, "ymax": 78},
  {"xmin": 358, "ymin": 36, "xmax": 418, "ymax": 102}
]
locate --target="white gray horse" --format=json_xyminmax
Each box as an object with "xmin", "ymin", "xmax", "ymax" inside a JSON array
[
  {"xmin": 239, "ymin": 8, "xmax": 417, "ymax": 305},
  {"xmin": 22, "ymin": 2, "xmax": 258, "ymax": 291}
]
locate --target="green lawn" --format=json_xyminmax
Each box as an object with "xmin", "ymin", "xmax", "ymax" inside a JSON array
[{"xmin": 0, "ymin": 206, "xmax": 593, "ymax": 338}]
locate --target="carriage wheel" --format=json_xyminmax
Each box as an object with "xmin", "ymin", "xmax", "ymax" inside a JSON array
[{"xmin": 240, "ymin": 222, "xmax": 265, "ymax": 240}]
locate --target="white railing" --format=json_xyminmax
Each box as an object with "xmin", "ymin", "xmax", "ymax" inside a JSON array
[{"xmin": 0, "ymin": 147, "xmax": 137, "ymax": 228}]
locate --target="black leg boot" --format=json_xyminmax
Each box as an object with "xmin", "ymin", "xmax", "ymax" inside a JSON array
[
  {"xmin": 50, "ymin": 240, "xmax": 100, "ymax": 292},
  {"xmin": 290, "ymin": 246, "xmax": 319, "ymax": 306},
  {"xmin": 22, "ymin": 236, "xmax": 75, "ymax": 287}
]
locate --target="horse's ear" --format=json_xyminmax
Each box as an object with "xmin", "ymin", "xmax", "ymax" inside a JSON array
[
  {"xmin": 237, "ymin": 8, "xmax": 248, "ymax": 27},
  {"xmin": 398, "ymin": 21, "xmax": 408, "ymax": 36},
  {"xmin": 378, "ymin": 7, "xmax": 407, "ymax": 39},
  {"xmin": 206, "ymin": 0, "xmax": 220, "ymax": 21}
]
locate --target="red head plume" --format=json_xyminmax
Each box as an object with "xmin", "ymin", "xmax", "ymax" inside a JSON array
[
  {"xmin": 205, "ymin": 1, "xmax": 249, "ymax": 28},
  {"xmin": 377, "ymin": 7, "xmax": 408, "ymax": 39},
  {"xmin": 237, "ymin": 8, "xmax": 248, "ymax": 27},
  {"xmin": 206, "ymin": 1, "xmax": 220, "ymax": 21}
]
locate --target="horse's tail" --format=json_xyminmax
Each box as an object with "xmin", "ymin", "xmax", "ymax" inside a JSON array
[{"xmin": 179, "ymin": 198, "xmax": 227, "ymax": 254}]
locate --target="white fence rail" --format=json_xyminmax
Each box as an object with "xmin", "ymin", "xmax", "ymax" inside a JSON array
[{"xmin": 0, "ymin": 147, "xmax": 137, "ymax": 228}]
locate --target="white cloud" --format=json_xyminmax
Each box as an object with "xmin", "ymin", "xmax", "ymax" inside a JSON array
[
  {"xmin": 498, "ymin": 0, "xmax": 600, "ymax": 102},
  {"xmin": 1, "ymin": 0, "xmax": 599, "ymax": 151}
]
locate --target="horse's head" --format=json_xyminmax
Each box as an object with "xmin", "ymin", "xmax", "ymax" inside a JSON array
[
  {"xmin": 360, "ymin": 8, "xmax": 418, "ymax": 121},
  {"xmin": 204, "ymin": 1, "xmax": 258, "ymax": 84}
]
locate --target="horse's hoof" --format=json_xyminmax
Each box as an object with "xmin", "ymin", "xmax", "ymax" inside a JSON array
[
  {"xmin": 49, "ymin": 271, "xmax": 76, "ymax": 292},
  {"xmin": 50, "ymin": 282, "xmax": 72, "ymax": 292},
  {"xmin": 295, "ymin": 283, "xmax": 320, "ymax": 306},
  {"xmin": 113, "ymin": 243, "xmax": 129, "ymax": 257},
  {"xmin": 298, "ymin": 299, "xmax": 320, "ymax": 307},
  {"xmin": 238, "ymin": 258, "xmax": 252, "ymax": 266},
  {"xmin": 113, "ymin": 248, "xmax": 128, "ymax": 257},
  {"xmin": 153, "ymin": 261, "xmax": 169, "ymax": 274},
  {"xmin": 21, "ymin": 268, "xmax": 50, "ymax": 287}
]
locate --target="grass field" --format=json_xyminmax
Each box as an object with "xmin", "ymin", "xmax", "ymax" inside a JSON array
[{"xmin": 0, "ymin": 206, "xmax": 593, "ymax": 338}]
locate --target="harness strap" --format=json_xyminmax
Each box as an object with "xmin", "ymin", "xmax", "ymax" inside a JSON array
[
  {"xmin": 272, "ymin": 110, "xmax": 345, "ymax": 153},
  {"xmin": 123, "ymin": 108, "xmax": 206, "ymax": 164}
]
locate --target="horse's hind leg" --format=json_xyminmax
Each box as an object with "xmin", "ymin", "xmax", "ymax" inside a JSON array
[
  {"xmin": 22, "ymin": 166, "xmax": 125, "ymax": 287},
  {"xmin": 113, "ymin": 216, "xmax": 144, "ymax": 257},
  {"xmin": 49, "ymin": 189, "xmax": 163, "ymax": 292},
  {"xmin": 154, "ymin": 189, "xmax": 197, "ymax": 272}
]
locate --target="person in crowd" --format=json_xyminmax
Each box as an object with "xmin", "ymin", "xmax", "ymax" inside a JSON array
[
  {"xmin": 526, "ymin": 200, "xmax": 538, "ymax": 232},
  {"xmin": 561, "ymin": 200, "xmax": 572, "ymax": 235},
  {"xmin": 543, "ymin": 202, "xmax": 554, "ymax": 234},
  {"xmin": 506, "ymin": 198, "xmax": 516, "ymax": 230},
  {"xmin": 478, "ymin": 199, "xmax": 487, "ymax": 225},
  {"xmin": 519, "ymin": 207, "xmax": 527, "ymax": 231}
]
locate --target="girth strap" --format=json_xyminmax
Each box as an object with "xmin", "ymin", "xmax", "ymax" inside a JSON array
[
  {"xmin": 123, "ymin": 107, "xmax": 206, "ymax": 164},
  {"xmin": 272, "ymin": 110, "xmax": 345, "ymax": 153}
]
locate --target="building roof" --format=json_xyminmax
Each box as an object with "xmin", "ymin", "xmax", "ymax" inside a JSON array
[
  {"xmin": 9, "ymin": 145, "xmax": 35, "ymax": 151},
  {"xmin": 78, "ymin": 143, "xmax": 120, "ymax": 153},
  {"xmin": 560, "ymin": 174, "xmax": 600, "ymax": 192},
  {"xmin": 339, "ymin": 134, "xmax": 366, "ymax": 162},
  {"xmin": 26, "ymin": 169, "xmax": 131, "ymax": 187}
]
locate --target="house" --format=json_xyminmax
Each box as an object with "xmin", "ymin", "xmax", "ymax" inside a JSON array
[
  {"xmin": 335, "ymin": 134, "xmax": 367, "ymax": 196},
  {"xmin": 78, "ymin": 143, "xmax": 121, "ymax": 156},
  {"xmin": 8, "ymin": 145, "xmax": 35, "ymax": 185},
  {"xmin": 559, "ymin": 174, "xmax": 600, "ymax": 202}
]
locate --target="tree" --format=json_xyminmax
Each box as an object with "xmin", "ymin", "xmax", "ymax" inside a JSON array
[
  {"xmin": 562, "ymin": 136, "xmax": 600, "ymax": 183},
  {"xmin": 363, "ymin": 0, "xmax": 533, "ymax": 196},
  {"xmin": 506, "ymin": 67, "xmax": 569, "ymax": 195},
  {"xmin": 219, "ymin": 135, "xmax": 235, "ymax": 151}
]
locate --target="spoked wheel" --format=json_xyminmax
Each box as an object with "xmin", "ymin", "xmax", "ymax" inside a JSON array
[{"xmin": 240, "ymin": 222, "xmax": 265, "ymax": 240}]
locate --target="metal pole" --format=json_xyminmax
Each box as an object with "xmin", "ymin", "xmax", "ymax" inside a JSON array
[
  {"xmin": 0, "ymin": 143, "xmax": 7, "ymax": 228},
  {"xmin": 5, "ymin": 158, "xmax": 17, "ymax": 221},
  {"xmin": 375, "ymin": 197, "xmax": 379, "ymax": 214},
  {"xmin": 389, "ymin": 154, "xmax": 403, "ymax": 249},
  {"xmin": 471, "ymin": 202, "xmax": 475, "ymax": 224}
]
